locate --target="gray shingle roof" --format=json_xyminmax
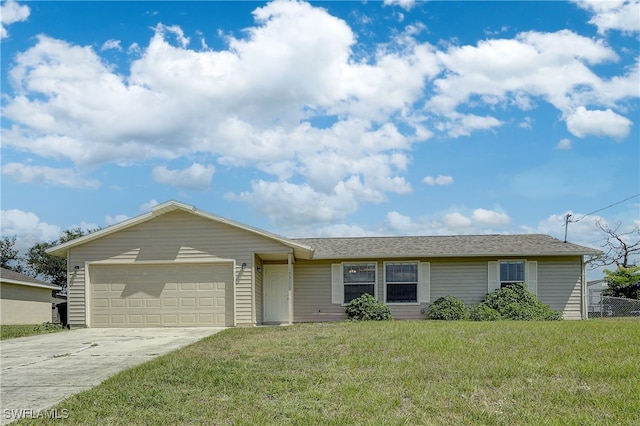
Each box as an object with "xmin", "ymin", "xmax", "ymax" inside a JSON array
[
  {"xmin": 0, "ymin": 267, "xmax": 61, "ymax": 290},
  {"xmin": 292, "ymin": 234, "xmax": 601, "ymax": 259}
]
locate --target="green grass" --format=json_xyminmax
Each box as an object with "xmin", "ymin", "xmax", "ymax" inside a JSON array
[
  {"xmin": 0, "ymin": 323, "xmax": 66, "ymax": 340},
  {"xmin": 20, "ymin": 319, "xmax": 640, "ymax": 425}
]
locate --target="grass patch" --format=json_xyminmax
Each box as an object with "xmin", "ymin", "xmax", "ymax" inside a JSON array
[
  {"xmin": 1, "ymin": 323, "xmax": 66, "ymax": 340},
  {"xmin": 19, "ymin": 319, "xmax": 640, "ymax": 425}
]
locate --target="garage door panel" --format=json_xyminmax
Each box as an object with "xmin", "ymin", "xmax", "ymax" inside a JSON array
[
  {"xmin": 128, "ymin": 298, "xmax": 143, "ymax": 308},
  {"xmin": 94, "ymin": 299, "xmax": 108, "ymax": 308},
  {"xmin": 163, "ymin": 298, "xmax": 178, "ymax": 307},
  {"xmin": 110, "ymin": 283, "xmax": 125, "ymax": 292},
  {"xmin": 111, "ymin": 299, "xmax": 125, "ymax": 308},
  {"xmin": 180, "ymin": 298, "xmax": 196, "ymax": 307},
  {"xmin": 90, "ymin": 264, "xmax": 231, "ymax": 327},
  {"xmin": 145, "ymin": 299, "xmax": 161, "ymax": 308},
  {"xmin": 199, "ymin": 297, "xmax": 214, "ymax": 307}
]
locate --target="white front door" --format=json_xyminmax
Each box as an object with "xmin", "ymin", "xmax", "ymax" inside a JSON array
[{"xmin": 263, "ymin": 264, "xmax": 289, "ymax": 323}]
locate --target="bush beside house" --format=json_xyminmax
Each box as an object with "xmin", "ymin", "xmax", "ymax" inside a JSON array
[
  {"xmin": 428, "ymin": 284, "xmax": 562, "ymax": 321},
  {"xmin": 344, "ymin": 293, "xmax": 393, "ymax": 321},
  {"xmin": 428, "ymin": 296, "xmax": 469, "ymax": 320}
]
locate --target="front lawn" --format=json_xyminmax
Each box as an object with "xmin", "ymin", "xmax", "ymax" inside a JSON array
[
  {"xmin": 0, "ymin": 323, "xmax": 66, "ymax": 340},
  {"xmin": 21, "ymin": 319, "xmax": 640, "ymax": 425}
]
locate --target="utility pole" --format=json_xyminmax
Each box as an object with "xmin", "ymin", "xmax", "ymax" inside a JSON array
[{"xmin": 564, "ymin": 213, "xmax": 573, "ymax": 243}]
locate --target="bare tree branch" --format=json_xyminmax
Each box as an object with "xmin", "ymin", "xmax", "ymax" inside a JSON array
[{"xmin": 588, "ymin": 220, "xmax": 640, "ymax": 269}]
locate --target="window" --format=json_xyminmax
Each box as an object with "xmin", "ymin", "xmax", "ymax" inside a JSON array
[
  {"xmin": 343, "ymin": 263, "xmax": 376, "ymax": 303},
  {"xmin": 385, "ymin": 262, "xmax": 418, "ymax": 303},
  {"xmin": 500, "ymin": 261, "xmax": 525, "ymax": 288}
]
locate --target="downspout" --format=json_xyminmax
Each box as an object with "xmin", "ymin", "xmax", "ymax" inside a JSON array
[
  {"xmin": 288, "ymin": 252, "xmax": 294, "ymax": 325},
  {"xmin": 582, "ymin": 256, "xmax": 587, "ymax": 320}
]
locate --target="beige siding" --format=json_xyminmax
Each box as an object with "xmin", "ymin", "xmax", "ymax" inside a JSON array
[
  {"xmin": 431, "ymin": 257, "xmax": 585, "ymax": 319},
  {"xmin": 293, "ymin": 260, "xmax": 429, "ymax": 322},
  {"xmin": 430, "ymin": 259, "xmax": 490, "ymax": 306},
  {"xmin": 293, "ymin": 256, "xmax": 586, "ymax": 321},
  {"xmin": 0, "ymin": 283, "xmax": 53, "ymax": 325},
  {"xmin": 537, "ymin": 256, "xmax": 583, "ymax": 320},
  {"xmin": 294, "ymin": 260, "xmax": 346, "ymax": 322},
  {"xmin": 67, "ymin": 210, "xmax": 291, "ymax": 327}
]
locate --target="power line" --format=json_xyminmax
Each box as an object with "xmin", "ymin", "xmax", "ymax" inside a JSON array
[
  {"xmin": 571, "ymin": 193, "xmax": 640, "ymax": 223},
  {"xmin": 563, "ymin": 193, "xmax": 640, "ymax": 243}
]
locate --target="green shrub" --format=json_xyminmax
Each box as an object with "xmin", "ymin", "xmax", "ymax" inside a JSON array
[
  {"xmin": 481, "ymin": 283, "xmax": 562, "ymax": 321},
  {"xmin": 428, "ymin": 296, "xmax": 468, "ymax": 320},
  {"xmin": 469, "ymin": 304, "xmax": 501, "ymax": 321},
  {"xmin": 344, "ymin": 293, "xmax": 393, "ymax": 321}
]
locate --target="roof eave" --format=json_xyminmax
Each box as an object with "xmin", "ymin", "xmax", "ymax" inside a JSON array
[
  {"xmin": 46, "ymin": 200, "xmax": 315, "ymax": 259},
  {"xmin": 1, "ymin": 278, "xmax": 62, "ymax": 291},
  {"xmin": 310, "ymin": 251, "xmax": 601, "ymax": 260}
]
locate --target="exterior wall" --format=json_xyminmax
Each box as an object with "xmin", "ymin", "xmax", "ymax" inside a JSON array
[
  {"xmin": 537, "ymin": 256, "xmax": 583, "ymax": 320},
  {"xmin": 293, "ymin": 259, "xmax": 429, "ymax": 322},
  {"xmin": 430, "ymin": 259, "xmax": 490, "ymax": 306},
  {"xmin": 294, "ymin": 260, "xmax": 346, "ymax": 322},
  {"xmin": 67, "ymin": 210, "xmax": 291, "ymax": 327},
  {"xmin": 293, "ymin": 256, "xmax": 586, "ymax": 321},
  {"xmin": 0, "ymin": 283, "xmax": 53, "ymax": 325}
]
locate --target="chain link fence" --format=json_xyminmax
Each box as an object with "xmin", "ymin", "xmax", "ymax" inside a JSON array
[{"xmin": 588, "ymin": 291, "xmax": 640, "ymax": 318}]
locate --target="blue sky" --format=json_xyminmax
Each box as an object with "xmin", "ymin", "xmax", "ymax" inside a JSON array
[{"xmin": 1, "ymin": 0, "xmax": 639, "ymax": 276}]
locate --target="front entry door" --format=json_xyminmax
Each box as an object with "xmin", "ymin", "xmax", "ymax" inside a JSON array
[{"xmin": 263, "ymin": 264, "xmax": 289, "ymax": 323}]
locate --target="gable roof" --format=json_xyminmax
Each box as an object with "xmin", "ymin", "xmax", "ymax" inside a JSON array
[
  {"xmin": 46, "ymin": 200, "xmax": 314, "ymax": 259},
  {"xmin": 46, "ymin": 200, "xmax": 600, "ymax": 261},
  {"xmin": 293, "ymin": 234, "xmax": 601, "ymax": 259},
  {"xmin": 0, "ymin": 267, "xmax": 62, "ymax": 291}
]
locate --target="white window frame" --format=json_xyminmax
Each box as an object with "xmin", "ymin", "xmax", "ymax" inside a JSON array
[
  {"xmin": 499, "ymin": 259, "xmax": 526, "ymax": 287},
  {"xmin": 384, "ymin": 261, "xmax": 420, "ymax": 305},
  {"xmin": 332, "ymin": 262, "xmax": 377, "ymax": 305},
  {"xmin": 488, "ymin": 260, "xmax": 538, "ymax": 295}
]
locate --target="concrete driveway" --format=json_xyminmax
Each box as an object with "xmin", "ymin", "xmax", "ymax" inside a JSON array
[{"xmin": 0, "ymin": 327, "xmax": 225, "ymax": 424}]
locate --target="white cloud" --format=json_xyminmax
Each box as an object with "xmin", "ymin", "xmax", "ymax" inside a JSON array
[
  {"xmin": 383, "ymin": 206, "xmax": 514, "ymax": 236},
  {"xmin": 139, "ymin": 200, "xmax": 159, "ymax": 212},
  {"xmin": 1, "ymin": 163, "xmax": 100, "ymax": 188},
  {"xmin": 555, "ymin": 138, "xmax": 573, "ymax": 150},
  {"xmin": 152, "ymin": 163, "xmax": 215, "ymax": 191},
  {"xmin": 383, "ymin": 0, "xmax": 417, "ymax": 11},
  {"xmin": 428, "ymin": 29, "xmax": 634, "ymax": 136},
  {"xmin": 443, "ymin": 212, "xmax": 473, "ymax": 228},
  {"xmin": 566, "ymin": 106, "xmax": 632, "ymax": 139},
  {"xmin": 519, "ymin": 117, "xmax": 533, "ymax": 130},
  {"xmin": 101, "ymin": 39, "xmax": 122, "ymax": 51},
  {"xmin": 229, "ymin": 175, "xmax": 393, "ymax": 226},
  {"xmin": 472, "ymin": 208, "xmax": 510, "ymax": 225},
  {"xmin": 574, "ymin": 0, "xmax": 640, "ymax": 34},
  {"xmin": 435, "ymin": 112, "xmax": 503, "ymax": 138},
  {"xmin": 1, "ymin": 1, "xmax": 637, "ymax": 227},
  {"xmin": 105, "ymin": 215, "xmax": 129, "ymax": 226},
  {"xmin": 0, "ymin": 209, "xmax": 61, "ymax": 251},
  {"xmin": 423, "ymin": 175, "xmax": 453, "ymax": 186},
  {"xmin": 0, "ymin": 0, "xmax": 30, "ymax": 39}
]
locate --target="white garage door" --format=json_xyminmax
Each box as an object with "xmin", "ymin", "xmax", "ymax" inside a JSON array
[{"xmin": 89, "ymin": 264, "xmax": 232, "ymax": 327}]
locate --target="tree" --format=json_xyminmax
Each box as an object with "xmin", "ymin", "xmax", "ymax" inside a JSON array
[
  {"xmin": 1, "ymin": 236, "xmax": 24, "ymax": 272},
  {"xmin": 589, "ymin": 220, "xmax": 640, "ymax": 269},
  {"xmin": 25, "ymin": 228, "xmax": 91, "ymax": 288},
  {"xmin": 602, "ymin": 266, "xmax": 640, "ymax": 300}
]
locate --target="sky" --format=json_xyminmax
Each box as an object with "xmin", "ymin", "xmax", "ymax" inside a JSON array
[{"xmin": 1, "ymin": 0, "xmax": 639, "ymax": 277}]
